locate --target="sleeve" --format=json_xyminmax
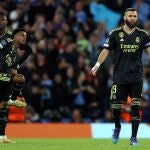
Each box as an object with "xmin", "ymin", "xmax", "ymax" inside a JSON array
[
  {"xmin": 144, "ymin": 33, "xmax": 150, "ymax": 49},
  {"xmin": 0, "ymin": 39, "xmax": 10, "ymax": 49},
  {"xmin": 18, "ymin": 44, "xmax": 32, "ymax": 65},
  {"xmin": 102, "ymin": 31, "xmax": 115, "ymax": 51},
  {"xmin": 9, "ymin": 43, "xmax": 19, "ymax": 70},
  {"xmin": 10, "ymin": 63, "xmax": 19, "ymax": 70}
]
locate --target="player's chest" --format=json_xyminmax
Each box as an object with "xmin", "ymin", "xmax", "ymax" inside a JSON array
[{"xmin": 114, "ymin": 32, "xmax": 143, "ymax": 53}]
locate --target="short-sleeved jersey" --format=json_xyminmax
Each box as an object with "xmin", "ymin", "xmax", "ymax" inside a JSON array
[
  {"xmin": 0, "ymin": 31, "xmax": 19, "ymax": 74},
  {"xmin": 103, "ymin": 27, "xmax": 150, "ymax": 84}
]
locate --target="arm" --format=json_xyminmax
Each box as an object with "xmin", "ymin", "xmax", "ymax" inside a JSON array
[
  {"xmin": 0, "ymin": 39, "xmax": 12, "ymax": 50},
  {"xmin": 18, "ymin": 44, "xmax": 32, "ymax": 65},
  {"xmin": 91, "ymin": 48, "xmax": 110, "ymax": 76},
  {"xmin": 10, "ymin": 69, "xmax": 17, "ymax": 75},
  {"xmin": 146, "ymin": 47, "xmax": 150, "ymax": 57},
  {"xmin": 144, "ymin": 31, "xmax": 150, "ymax": 58},
  {"xmin": 91, "ymin": 29, "xmax": 115, "ymax": 76}
]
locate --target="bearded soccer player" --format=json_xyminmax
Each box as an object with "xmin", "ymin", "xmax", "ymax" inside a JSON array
[
  {"xmin": 91, "ymin": 8, "xmax": 150, "ymax": 146},
  {"xmin": 0, "ymin": 12, "xmax": 30, "ymax": 143}
]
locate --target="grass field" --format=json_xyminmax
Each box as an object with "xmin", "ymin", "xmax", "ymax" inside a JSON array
[{"xmin": 0, "ymin": 139, "xmax": 150, "ymax": 150}]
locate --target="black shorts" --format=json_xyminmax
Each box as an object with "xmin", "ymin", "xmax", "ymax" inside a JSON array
[
  {"xmin": 0, "ymin": 73, "xmax": 11, "ymax": 102},
  {"xmin": 110, "ymin": 81, "xmax": 143, "ymax": 104}
]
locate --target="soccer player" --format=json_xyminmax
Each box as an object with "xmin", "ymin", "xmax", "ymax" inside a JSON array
[
  {"xmin": 7, "ymin": 28, "xmax": 32, "ymax": 107},
  {"xmin": 0, "ymin": 11, "xmax": 28, "ymax": 143},
  {"xmin": 91, "ymin": 8, "xmax": 150, "ymax": 146}
]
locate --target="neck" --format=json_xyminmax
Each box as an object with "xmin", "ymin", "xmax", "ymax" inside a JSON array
[
  {"xmin": 13, "ymin": 40, "xmax": 20, "ymax": 48},
  {"xmin": 123, "ymin": 25, "xmax": 135, "ymax": 34},
  {"xmin": 14, "ymin": 42, "xmax": 20, "ymax": 48},
  {"xmin": 0, "ymin": 29, "xmax": 6, "ymax": 37}
]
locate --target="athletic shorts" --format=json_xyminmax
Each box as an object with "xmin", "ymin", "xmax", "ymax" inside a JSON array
[
  {"xmin": 110, "ymin": 81, "xmax": 143, "ymax": 104},
  {"xmin": 0, "ymin": 73, "xmax": 11, "ymax": 102}
]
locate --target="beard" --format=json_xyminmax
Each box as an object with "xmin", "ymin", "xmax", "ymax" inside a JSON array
[
  {"xmin": 125, "ymin": 19, "xmax": 137, "ymax": 29},
  {"xmin": 0, "ymin": 24, "xmax": 5, "ymax": 30}
]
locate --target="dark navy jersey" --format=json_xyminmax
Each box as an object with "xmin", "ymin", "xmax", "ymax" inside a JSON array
[
  {"xmin": 103, "ymin": 27, "xmax": 150, "ymax": 84},
  {"xmin": 0, "ymin": 31, "xmax": 19, "ymax": 74}
]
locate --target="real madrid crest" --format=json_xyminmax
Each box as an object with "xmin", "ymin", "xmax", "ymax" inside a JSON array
[
  {"xmin": 135, "ymin": 37, "xmax": 140, "ymax": 43},
  {"xmin": 119, "ymin": 32, "xmax": 124, "ymax": 38},
  {"xmin": 119, "ymin": 32, "xmax": 124, "ymax": 41}
]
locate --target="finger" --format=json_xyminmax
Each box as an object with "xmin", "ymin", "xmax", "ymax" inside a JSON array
[
  {"xmin": 91, "ymin": 70, "xmax": 96, "ymax": 76},
  {"xmin": 91, "ymin": 69, "xmax": 93, "ymax": 74},
  {"xmin": 91, "ymin": 70, "xmax": 95, "ymax": 75}
]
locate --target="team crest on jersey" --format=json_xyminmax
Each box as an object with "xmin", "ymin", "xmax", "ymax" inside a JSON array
[
  {"xmin": 135, "ymin": 37, "xmax": 140, "ymax": 43},
  {"xmin": 119, "ymin": 32, "xmax": 124, "ymax": 41}
]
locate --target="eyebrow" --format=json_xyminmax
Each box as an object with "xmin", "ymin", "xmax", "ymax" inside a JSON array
[{"xmin": 129, "ymin": 14, "xmax": 137, "ymax": 17}]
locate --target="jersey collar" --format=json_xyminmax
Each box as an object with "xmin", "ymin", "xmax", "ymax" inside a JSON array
[{"xmin": 122, "ymin": 26, "xmax": 136, "ymax": 35}]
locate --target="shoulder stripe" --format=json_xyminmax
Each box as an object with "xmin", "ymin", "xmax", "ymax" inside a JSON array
[
  {"xmin": 136, "ymin": 27, "xmax": 148, "ymax": 35},
  {"xmin": 109, "ymin": 27, "xmax": 122, "ymax": 35},
  {"xmin": 6, "ymin": 30, "xmax": 12, "ymax": 35}
]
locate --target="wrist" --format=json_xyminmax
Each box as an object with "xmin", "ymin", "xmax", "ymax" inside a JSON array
[{"xmin": 95, "ymin": 62, "xmax": 101, "ymax": 68}]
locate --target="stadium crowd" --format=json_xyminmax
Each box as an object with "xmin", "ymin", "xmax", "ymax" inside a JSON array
[{"xmin": 0, "ymin": 0, "xmax": 150, "ymax": 123}]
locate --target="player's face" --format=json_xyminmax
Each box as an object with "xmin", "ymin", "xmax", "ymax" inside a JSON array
[
  {"xmin": 124, "ymin": 11, "xmax": 138, "ymax": 28},
  {"xmin": 14, "ymin": 31, "xmax": 27, "ymax": 44},
  {"xmin": 0, "ymin": 15, "xmax": 7, "ymax": 30}
]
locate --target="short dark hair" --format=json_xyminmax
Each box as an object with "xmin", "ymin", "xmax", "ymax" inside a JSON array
[
  {"xmin": 12, "ymin": 28, "xmax": 26, "ymax": 38},
  {"xmin": 124, "ymin": 8, "xmax": 136, "ymax": 15}
]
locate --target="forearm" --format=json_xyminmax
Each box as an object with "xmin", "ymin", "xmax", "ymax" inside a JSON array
[
  {"xmin": 146, "ymin": 47, "xmax": 150, "ymax": 58},
  {"xmin": 95, "ymin": 48, "xmax": 110, "ymax": 67},
  {"xmin": 91, "ymin": 48, "xmax": 110, "ymax": 76}
]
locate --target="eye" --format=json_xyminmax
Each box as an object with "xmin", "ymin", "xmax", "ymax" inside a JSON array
[{"xmin": 129, "ymin": 15, "xmax": 137, "ymax": 18}]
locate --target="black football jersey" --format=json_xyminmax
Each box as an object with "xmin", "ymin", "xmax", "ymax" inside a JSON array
[
  {"xmin": 0, "ymin": 31, "xmax": 19, "ymax": 74},
  {"xmin": 103, "ymin": 27, "xmax": 150, "ymax": 84}
]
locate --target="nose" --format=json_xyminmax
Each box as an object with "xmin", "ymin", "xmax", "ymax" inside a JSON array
[
  {"xmin": 24, "ymin": 35, "xmax": 27, "ymax": 40},
  {"xmin": 131, "ymin": 17, "xmax": 136, "ymax": 21}
]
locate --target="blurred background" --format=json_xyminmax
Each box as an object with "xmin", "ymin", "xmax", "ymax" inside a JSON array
[{"xmin": 1, "ymin": 0, "xmax": 150, "ymax": 124}]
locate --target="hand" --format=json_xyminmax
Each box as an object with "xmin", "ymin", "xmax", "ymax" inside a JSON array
[
  {"xmin": 10, "ymin": 69, "xmax": 17, "ymax": 75},
  {"xmin": 91, "ymin": 66, "xmax": 99, "ymax": 76},
  {"xmin": 12, "ymin": 74, "xmax": 25, "ymax": 84}
]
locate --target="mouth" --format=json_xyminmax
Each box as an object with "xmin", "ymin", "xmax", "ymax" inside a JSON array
[
  {"xmin": 0, "ymin": 24, "xmax": 4, "ymax": 28},
  {"xmin": 22, "ymin": 40, "xmax": 26, "ymax": 43},
  {"xmin": 131, "ymin": 21, "xmax": 136, "ymax": 24}
]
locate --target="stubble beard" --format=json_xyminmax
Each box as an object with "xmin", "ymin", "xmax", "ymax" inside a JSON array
[{"xmin": 125, "ymin": 19, "xmax": 137, "ymax": 29}]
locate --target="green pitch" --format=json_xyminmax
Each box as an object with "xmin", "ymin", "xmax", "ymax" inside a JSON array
[{"xmin": 0, "ymin": 139, "xmax": 150, "ymax": 150}]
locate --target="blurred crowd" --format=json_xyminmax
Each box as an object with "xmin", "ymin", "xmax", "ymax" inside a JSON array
[{"xmin": 0, "ymin": 0, "xmax": 150, "ymax": 123}]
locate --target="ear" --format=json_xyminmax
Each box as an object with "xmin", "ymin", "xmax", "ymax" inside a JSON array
[{"xmin": 123, "ymin": 15, "xmax": 126, "ymax": 21}]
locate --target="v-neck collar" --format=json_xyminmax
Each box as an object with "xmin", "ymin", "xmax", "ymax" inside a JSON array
[
  {"xmin": 122, "ymin": 26, "xmax": 136, "ymax": 36},
  {"xmin": 0, "ymin": 32, "xmax": 6, "ymax": 38},
  {"xmin": 0, "ymin": 31, "xmax": 6, "ymax": 39}
]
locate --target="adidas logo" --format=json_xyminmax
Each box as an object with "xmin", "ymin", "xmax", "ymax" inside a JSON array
[{"xmin": 120, "ymin": 39, "xmax": 124, "ymax": 41}]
